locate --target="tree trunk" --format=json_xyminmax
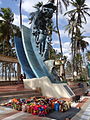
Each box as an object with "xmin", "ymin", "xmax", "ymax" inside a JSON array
[
  {"xmin": 56, "ymin": 0, "xmax": 63, "ymax": 55},
  {"xmin": 8, "ymin": 63, "xmax": 11, "ymax": 81},
  {"xmin": 5, "ymin": 63, "xmax": 7, "ymax": 81},
  {"xmin": 2, "ymin": 62, "xmax": 4, "ymax": 79},
  {"xmin": 20, "ymin": 0, "xmax": 22, "ymax": 28},
  {"xmin": 56, "ymin": 0, "xmax": 65, "ymax": 80},
  {"xmin": 17, "ymin": 63, "xmax": 21, "ymax": 81}
]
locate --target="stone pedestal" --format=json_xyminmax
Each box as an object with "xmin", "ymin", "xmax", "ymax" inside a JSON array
[{"xmin": 23, "ymin": 76, "xmax": 75, "ymax": 98}]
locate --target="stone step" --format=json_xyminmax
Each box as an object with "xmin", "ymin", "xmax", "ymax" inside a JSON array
[
  {"xmin": 0, "ymin": 89, "xmax": 39, "ymax": 96},
  {"xmin": 0, "ymin": 84, "xmax": 24, "ymax": 89},
  {"xmin": 0, "ymin": 84, "xmax": 42, "ymax": 101},
  {"xmin": 0, "ymin": 92, "xmax": 42, "ymax": 101},
  {"xmin": 0, "ymin": 81, "xmax": 23, "ymax": 86},
  {"xmin": 70, "ymin": 86, "xmax": 80, "ymax": 90},
  {"xmin": 0, "ymin": 84, "xmax": 24, "ymax": 92},
  {"xmin": 71, "ymin": 87, "xmax": 84, "ymax": 96}
]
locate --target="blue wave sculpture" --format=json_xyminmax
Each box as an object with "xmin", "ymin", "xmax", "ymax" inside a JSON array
[
  {"xmin": 14, "ymin": 1, "xmax": 60, "ymax": 82},
  {"xmin": 14, "ymin": 36, "xmax": 35, "ymax": 78}
]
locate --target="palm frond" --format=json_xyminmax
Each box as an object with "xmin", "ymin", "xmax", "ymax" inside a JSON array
[
  {"xmin": 62, "ymin": 0, "xmax": 69, "ymax": 10},
  {"xmin": 84, "ymin": 10, "xmax": 90, "ymax": 16},
  {"xmin": 64, "ymin": 9, "xmax": 77, "ymax": 16}
]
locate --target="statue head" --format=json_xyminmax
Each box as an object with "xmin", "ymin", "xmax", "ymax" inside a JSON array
[
  {"xmin": 42, "ymin": 7, "xmax": 54, "ymax": 17},
  {"xmin": 42, "ymin": 2, "xmax": 56, "ymax": 18},
  {"xmin": 43, "ymin": 1, "xmax": 56, "ymax": 11}
]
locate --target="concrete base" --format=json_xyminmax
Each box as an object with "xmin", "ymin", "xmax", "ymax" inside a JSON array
[{"xmin": 23, "ymin": 76, "xmax": 75, "ymax": 98}]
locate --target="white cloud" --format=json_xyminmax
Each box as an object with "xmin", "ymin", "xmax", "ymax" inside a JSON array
[
  {"xmin": 22, "ymin": 0, "xmax": 48, "ymax": 13},
  {"xmin": 52, "ymin": 40, "xmax": 59, "ymax": 46},
  {"xmin": 84, "ymin": 38, "xmax": 90, "ymax": 51},
  {"xmin": 60, "ymin": 30, "xmax": 68, "ymax": 38},
  {"xmin": 52, "ymin": 30, "xmax": 69, "ymax": 47},
  {"xmin": 86, "ymin": 0, "xmax": 90, "ymax": 6},
  {"xmin": 0, "ymin": 17, "xmax": 4, "ymax": 21},
  {"xmin": 62, "ymin": 42, "xmax": 71, "ymax": 53},
  {"xmin": 84, "ymin": 38, "xmax": 90, "ymax": 44},
  {"xmin": 23, "ymin": 21, "xmax": 30, "ymax": 28},
  {"xmin": 13, "ymin": 14, "xmax": 29, "ymax": 27},
  {"xmin": 83, "ymin": 16, "xmax": 90, "ymax": 33},
  {"xmin": 13, "ymin": 14, "xmax": 20, "ymax": 26},
  {"xmin": 52, "ymin": 30, "xmax": 71, "ymax": 59},
  {"xmin": 53, "ymin": 41, "xmax": 71, "ymax": 59}
]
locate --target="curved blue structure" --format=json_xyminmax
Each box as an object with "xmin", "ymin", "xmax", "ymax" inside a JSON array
[
  {"xmin": 21, "ymin": 25, "xmax": 55, "ymax": 82},
  {"xmin": 14, "ymin": 36, "xmax": 35, "ymax": 78},
  {"xmin": 14, "ymin": 1, "xmax": 60, "ymax": 83},
  {"xmin": 14, "ymin": 25, "xmax": 56, "ymax": 82},
  {"xmin": 21, "ymin": 26, "xmax": 47, "ymax": 78}
]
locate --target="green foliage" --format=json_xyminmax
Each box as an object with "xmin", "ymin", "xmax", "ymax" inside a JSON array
[
  {"xmin": 29, "ymin": 2, "xmax": 43, "ymax": 24},
  {"xmin": 64, "ymin": 0, "xmax": 90, "ymax": 78},
  {"xmin": 65, "ymin": 0, "xmax": 90, "ymax": 25},
  {"xmin": 49, "ymin": 46, "xmax": 56, "ymax": 59},
  {"xmin": 0, "ymin": 8, "xmax": 21, "ymax": 57},
  {"xmin": 66, "ymin": 61, "xmax": 72, "ymax": 72},
  {"xmin": 0, "ymin": 8, "xmax": 14, "ymax": 22},
  {"xmin": 79, "ymin": 75, "xmax": 86, "ymax": 81}
]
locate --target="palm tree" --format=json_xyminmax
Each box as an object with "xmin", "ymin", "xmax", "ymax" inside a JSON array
[
  {"xmin": 75, "ymin": 53, "xmax": 83, "ymax": 75},
  {"xmin": 0, "ymin": 8, "xmax": 14, "ymax": 55},
  {"xmin": 66, "ymin": 61, "xmax": 72, "ymax": 75},
  {"xmin": 65, "ymin": 0, "xmax": 90, "ymax": 58},
  {"xmin": 54, "ymin": 0, "xmax": 69, "ymax": 80},
  {"xmin": 0, "ymin": 8, "xmax": 20, "ymax": 81},
  {"xmin": 65, "ymin": 15, "xmax": 78, "ymax": 76},
  {"xmin": 65, "ymin": 0, "xmax": 90, "ymax": 78},
  {"xmin": 65, "ymin": 0, "xmax": 90, "ymax": 26},
  {"xmin": 19, "ymin": 0, "xmax": 22, "ymax": 28},
  {"xmin": 55, "ymin": 0, "xmax": 69, "ymax": 56}
]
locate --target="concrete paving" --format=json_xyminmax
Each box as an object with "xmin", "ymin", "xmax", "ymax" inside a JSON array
[
  {"xmin": 0, "ymin": 106, "xmax": 80, "ymax": 120},
  {"xmin": 72, "ymin": 97, "xmax": 90, "ymax": 120}
]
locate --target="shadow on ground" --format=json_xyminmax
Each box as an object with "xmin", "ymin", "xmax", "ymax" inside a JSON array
[{"xmin": 46, "ymin": 107, "xmax": 80, "ymax": 120}]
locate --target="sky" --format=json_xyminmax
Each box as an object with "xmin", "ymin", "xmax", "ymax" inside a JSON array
[{"xmin": 0, "ymin": 0, "xmax": 90, "ymax": 60}]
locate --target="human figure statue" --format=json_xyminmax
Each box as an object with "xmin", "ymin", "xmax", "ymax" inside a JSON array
[
  {"xmin": 51, "ymin": 62, "xmax": 61, "ymax": 82},
  {"xmin": 32, "ymin": 0, "xmax": 56, "ymax": 59}
]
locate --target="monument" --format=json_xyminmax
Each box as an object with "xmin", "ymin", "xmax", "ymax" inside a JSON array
[
  {"xmin": 14, "ymin": 0, "xmax": 75, "ymax": 98},
  {"xmin": 87, "ymin": 62, "xmax": 90, "ymax": 78}
]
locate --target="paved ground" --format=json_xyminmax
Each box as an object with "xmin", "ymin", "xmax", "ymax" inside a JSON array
[
  {"xmin": 72, "ymin": 98, "xmax": 90, "ymax": 120},
  {"xmin": 0, "ymin": 107, "xmax": 79, "ymax": 120}
]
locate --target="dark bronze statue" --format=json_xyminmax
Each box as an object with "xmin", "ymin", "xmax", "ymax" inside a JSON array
[{"xmin": 32, "ymin": 1, "xmax": 56, "ymax": 60}]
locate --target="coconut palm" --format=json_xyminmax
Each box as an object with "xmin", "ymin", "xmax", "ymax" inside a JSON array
[
  {"xmin": 65, "ymin": 0, "xmax": 90, "ymax": 55},
  {"xmin": 55, "ymin": 0, "xmax": 69, "ymax": 55},
  {"xmin": 65, "ymin": 0, "xmax": 90, "ymax": 78},
  {"xmin": 65, "ymin": 0, "xmax": 90, "ymax": 26},
  {"xmin": 0, "ymin": 8, "xmax": 20, "ymax": 81},
  {"xmin": 75, "ymin": 53, "xmax": 83, "ymax": 75},
  {"xmin": 65, "ymin": 15, "xmax": 78, "ymax": 77},
  {"xmin": 53, "ymin": 0, "xmax": 69, "ymax": 80},
  {"xmin": 0, "ymin": 8, "xmax": 14, "ymax": 55}
]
